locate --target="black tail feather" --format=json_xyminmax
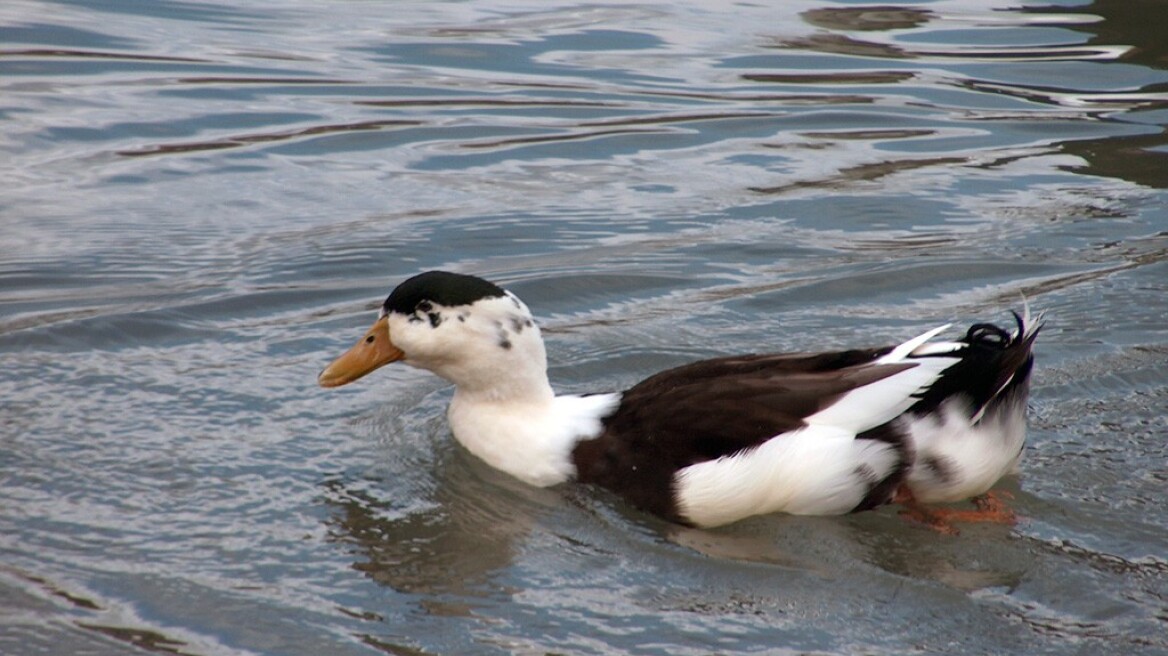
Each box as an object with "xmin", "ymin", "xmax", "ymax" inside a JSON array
[{"xmin": 908, "ymin": 311, "xmax": 1041, "ymax": 420}]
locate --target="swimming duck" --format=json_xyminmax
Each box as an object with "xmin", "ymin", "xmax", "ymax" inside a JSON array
[{"xmin": 319, "ymin": 271, "xmax": 1041, "ymax": 529}]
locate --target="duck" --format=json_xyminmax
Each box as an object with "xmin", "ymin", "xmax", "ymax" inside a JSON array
[{"xmin": 318, "ymin": 270, "xmax": 1041, "ymax": 529}]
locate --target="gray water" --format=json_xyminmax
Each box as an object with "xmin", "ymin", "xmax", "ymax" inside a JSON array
[{"xmin": 2, "ymin": 0, "xmax": 1166, "ymax": 654}]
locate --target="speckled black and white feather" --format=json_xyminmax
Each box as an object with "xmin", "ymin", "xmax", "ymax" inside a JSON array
[{"xmin": 897, "ymin": 309, "xmax": 1042, "ymax": 505}]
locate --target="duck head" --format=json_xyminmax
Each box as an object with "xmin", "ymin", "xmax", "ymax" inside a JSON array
[{"xmin": 318, "ymin": 271, "xmax": 551, "ymax": 402}]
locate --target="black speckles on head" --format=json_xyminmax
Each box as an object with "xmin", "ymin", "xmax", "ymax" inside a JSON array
[
  {"xmin": 382, "ymin": 271, "xmax": 506, "ymax": 316},
  {"xmin": 494, "ymin": 321, "xmax": 513, "ymax": 350},
  {"xmin": 428, "ymin": 312, "xmax": 443, "ymax": 329}
]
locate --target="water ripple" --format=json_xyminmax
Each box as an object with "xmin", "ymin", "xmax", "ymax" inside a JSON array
[{"xmin": 3, "ymin": 0, "xmax": 1168, "ymax": 654}]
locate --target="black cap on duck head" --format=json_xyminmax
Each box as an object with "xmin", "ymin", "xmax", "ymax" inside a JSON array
[{"xmin": 383, "ymin": 271, "xmax": 507, "ymax": 315}]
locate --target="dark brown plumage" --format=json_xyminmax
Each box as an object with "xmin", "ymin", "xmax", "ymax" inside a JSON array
[{"xmin": 572, "ymin": 349, "xmax": 918, "ymax": 523}]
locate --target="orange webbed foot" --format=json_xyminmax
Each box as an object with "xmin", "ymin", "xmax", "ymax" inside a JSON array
[{"xmin": 894, "ymin": 488, "xmax": 1019, "ymax": 535}]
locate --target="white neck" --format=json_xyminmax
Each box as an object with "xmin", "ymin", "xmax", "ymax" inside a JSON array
[
  {"xmin": 448, "ymin": 390, "xmax": 619, "ymax": 487},
  {"xmin": 442, "ymin": 334, "xmax": 556, "ymax": 406},
  {"xmin": 440, "ymin": 314, "xmax": 595, "ymax": 486}
]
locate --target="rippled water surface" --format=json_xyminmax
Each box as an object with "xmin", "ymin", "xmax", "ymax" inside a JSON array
[{"xmin": 3, "ymin": 0, "xmax": 1167, "ymax": 654}]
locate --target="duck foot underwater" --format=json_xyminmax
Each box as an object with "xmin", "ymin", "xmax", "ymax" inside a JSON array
[{"xmin": 895, "ymin": 489, "xmax": 1019, "ymax": 535}]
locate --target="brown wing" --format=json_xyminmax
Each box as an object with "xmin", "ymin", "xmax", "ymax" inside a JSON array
[{"xmin": 571, "ymin": 347, "xmax": 910, "ymax": 522}]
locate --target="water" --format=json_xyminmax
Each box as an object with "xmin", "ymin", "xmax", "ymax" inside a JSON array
[{"xmin": 2, "ymin": 0, "xmax": 1166, "ymax": 653}]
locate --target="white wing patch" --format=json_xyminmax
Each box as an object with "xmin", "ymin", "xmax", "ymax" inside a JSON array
[
  {"xmin": 674, "ymin": 424, "xmax": 900, "ymax": 528},
  {"xmin": 807, "ymin": 326, "xmax": 960, "ymax": 434}
]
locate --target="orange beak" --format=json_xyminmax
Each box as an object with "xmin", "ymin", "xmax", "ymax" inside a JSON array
[{"xmin": 318, "ymin": 316, "xmax": 404, "ymax": 388}]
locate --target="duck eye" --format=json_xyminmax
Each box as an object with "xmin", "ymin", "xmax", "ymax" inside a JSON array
[
  {"xmin": 365, "ymin": 335, "xmax": 375, "ymax": 344},
  {"xmin": 416, "ymin": 301, "xmax": 433, "ymax": 313}
]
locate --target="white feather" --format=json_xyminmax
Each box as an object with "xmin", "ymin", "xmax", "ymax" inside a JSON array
[
  {"xmin": 878, "ymin": 324, "xmax": 951, "ymax": 363},
  {"xmin": 902, "ymin": 396, "xmax": 1027, "ymax": 503},
  {"xmin": 909, "ymin": 342, "xmax": 964, "ymax": 357},
  {"xmin": 449, "ymin": 392, "xmax": 619, "ymax": 487},
  {"xmin": 807, "ymin": 326, "xmax": 960, "ymax": 434},
  {"xmin": 674, "ymin": 425, "xmax": 900, "ymax": 528}
]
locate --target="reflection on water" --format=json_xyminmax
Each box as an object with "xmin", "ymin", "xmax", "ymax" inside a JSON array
[
  {"xmin": 322, "ymin": 458, "xmax": 543, "ymax": 598},
  {"xmin": 2, "ymin": 0, "xmax": 1167, "ymax": 654}
]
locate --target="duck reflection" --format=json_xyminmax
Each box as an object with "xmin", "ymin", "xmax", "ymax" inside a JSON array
[
  {"xmin": 322, "ymin": 443, "xmax": 1033, "ymax": 599},
  {"xmin": 666, "ymin": 482, "xmax": 1033, "ymax": 594},
  {"xmin": 320, "ymin": 400, "xmax": 1033, "ymax": 600},
  {"xmin": 320, "ymin": 445, "xmax": 562, "ymax": 597}
]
